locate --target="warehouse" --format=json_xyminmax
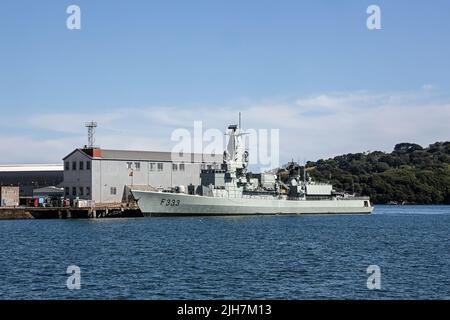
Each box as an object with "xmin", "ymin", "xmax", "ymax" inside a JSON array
[
  {"xmin": 63, "ymin": 147, "xmax": 221, "ymax": 204},
  {"xmin": 0, "ymin": 164, "xmax": 64, "ymax": 198}
]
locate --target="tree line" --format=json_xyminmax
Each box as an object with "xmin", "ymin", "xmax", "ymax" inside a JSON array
[{"xmin": 303, "ymin": 142, "xmax": 450, "ymax": 204}]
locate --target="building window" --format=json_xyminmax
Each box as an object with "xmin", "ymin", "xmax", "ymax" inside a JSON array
[
  {"xmin": 79, "ymin": 161, "xmax": 84, "ymax": 170},
  {"xmin": 65, "ymin": 187, "xmax": 69, "ymax": 196},
  {"xmin": 172, "ymin": 163, "xmax": 178, "ymax": 171},
  {"xmin": 79, "ymin": 187, "xmax": 84, "ymax": 196},
  {"xmin": 134, "ymin": 162, "xmax": 140, "ymax": 171},
  {"xmin": 86, "ymin": 187, "xmax": 91, "ymax": 196},
  {"xmin": 180, "ymin": 163, "xmax": 185, "ymax": 171},
  {"xmin": 72, "ymin": 161, "xmax": 77, "ymax": 170},
  {"xmin": 65, "ymin": 162, "xmax": 70, "ymax": 170},
  {"xmin": 86, "ymin": 161, "xmax": 91, "ymax": 170},
  {"xmin": 157, "ymin": 163, "xmax": 164, "ymax": 172},
  {"xmin": 126, "ymin": 162, "xmax": 132, "ymax": 169},
  {"xmin": 149, "ymin": 162, "xmax": 155, "ymax": 171},
  {"xmin": 110, "ymin": 187, "xmax": 117, "ymax": 195},
  {"xmin": 72, "ymin": 187, "xmax": 77, "ymax": 196}
]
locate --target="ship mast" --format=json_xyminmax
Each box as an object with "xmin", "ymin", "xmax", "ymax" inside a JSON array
[
  {"xmin": 224, "ymin": 113, "xmax": 248, "ymax": 178},
  {"xmin": 303, "ymin": 160, "xmax": 306, "ymax": 186}
]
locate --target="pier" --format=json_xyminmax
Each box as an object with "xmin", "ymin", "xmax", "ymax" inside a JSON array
[{"xmin": 0, "ymin": 204, "xmax": 143, "ymax": 220}]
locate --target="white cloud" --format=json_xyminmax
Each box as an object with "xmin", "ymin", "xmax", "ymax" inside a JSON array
[
  {"xmin": 421, "ymin": 84, "xmax": 434, "ymax": 91},
  {"xmin": 1, "ymin": 89, "xmax": 449, "ymax": 165},
  {"xmin": 28, "ymin": 112, "xmax": 125, "ymax": 134},
  {"xmin": 0, "ymin": 135, "xmax": 82, "ymax": 164}
]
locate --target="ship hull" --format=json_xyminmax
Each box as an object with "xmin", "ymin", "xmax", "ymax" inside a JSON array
[{"xmin": 131, "ymin": 190, "xmax": 373, "ymax": 216}]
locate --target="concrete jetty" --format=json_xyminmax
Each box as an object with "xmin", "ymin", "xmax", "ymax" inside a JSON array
[{"xmin": 0, "ymin": 204, "xmax": 143, "ymax": 220}]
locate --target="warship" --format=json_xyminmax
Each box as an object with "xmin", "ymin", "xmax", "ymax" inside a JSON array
[{"xmin": 131, "ymin": 117, "xmax": 373, "ymax": 216}]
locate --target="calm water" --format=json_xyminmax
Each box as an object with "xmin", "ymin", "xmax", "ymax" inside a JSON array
[{"xmin": 0, "ymin": 205, "xmax": 449, "ymax": 300}]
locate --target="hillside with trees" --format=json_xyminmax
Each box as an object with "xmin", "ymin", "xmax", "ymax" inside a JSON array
[{"xmin": 303, "ymin": 142, "xmax": 450, "ymax": 204}]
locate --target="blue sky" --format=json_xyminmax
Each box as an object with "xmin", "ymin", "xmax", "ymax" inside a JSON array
[{"xmin": 0, "ymin": 0, "xmax": 450, "ymax": 165}]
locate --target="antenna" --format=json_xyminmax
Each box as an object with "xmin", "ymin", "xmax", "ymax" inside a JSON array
[
  {"xmin": 238, "ymin": 112, "xmax": 241, "ymax": 129},
  {"xmin": 303, "ymin": 158, "xmax": 306, "ymax": 186},
  {"xmin": 85, "ymin": 121, "xmax": 98, "ymax": 148}
]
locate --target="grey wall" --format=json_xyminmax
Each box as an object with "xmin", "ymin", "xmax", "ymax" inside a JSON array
[
  {"xmin": 92, "ymin": 160, "xmax": 206, "ymax": 204},
  {"xmin": 92, "ymin": 159, "xmax": 148, "ymax": 204},
  {"xmin": 63, "ymin": 150, "xmax": 220, "ymax": 204},
  {"xmin": 63, "ymin": 151, "xmax": 92, "ymax": 200},
  {"xmin": 92, "ymin": 159, "xmax": 214, "ymax": 203}
]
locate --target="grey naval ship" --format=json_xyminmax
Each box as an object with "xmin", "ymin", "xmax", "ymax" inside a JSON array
[{"xmin": 131, "ymin": 119, "xmax": 373, "ymax": 216}]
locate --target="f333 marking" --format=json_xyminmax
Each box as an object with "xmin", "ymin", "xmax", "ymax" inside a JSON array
[{"xmin": 160, "ymin": 199, "xmax": 180, "ymax": 206}]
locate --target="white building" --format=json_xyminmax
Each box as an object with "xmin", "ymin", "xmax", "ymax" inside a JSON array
[{"xmin": 62, "ymin": 148, "xmax": 221, "ymax": 204}]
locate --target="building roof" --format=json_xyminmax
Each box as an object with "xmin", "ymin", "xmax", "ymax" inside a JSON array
[
  {"xmin": 0, "ymin": 164, "xmax": 63, "ymax": 172},
  {"xmin": 64, "ymin": 148, "xmax": 221, "ymax": 163}
]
